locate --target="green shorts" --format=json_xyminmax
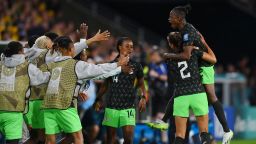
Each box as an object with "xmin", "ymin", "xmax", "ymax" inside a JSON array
[
  {"xmin": 0, "ymin": 112, "xmax": 23, "ymax": 140},
  {"xmin": 23, "ymin": 101, "xmax": 34, "ymax": 126},
  {"xmin": 200, "ymin": 66, "xmax": 215, "ymax": 84},
  {"xmin": 31, "ymin": 100, "xmax": 45, "ymax": 129},
  {"xmin": 44, "ymin": 108, "xmax": 82, "ymax": 135},
  {"xmin": 102, "ymin": 108, "xmax": 136, "ymax": 128},
  {"xmin": 173, "ymin": 93, "xmax": 209, "ymax": 117}
]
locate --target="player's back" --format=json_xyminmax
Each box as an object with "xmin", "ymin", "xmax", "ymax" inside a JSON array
[
  {"xmin": 181, "ymin": 23, "xmax": 207, "ymax": 52},
  {"xmin": 167, "ymin": 50, "xmax": 205, "ymax": 97}
]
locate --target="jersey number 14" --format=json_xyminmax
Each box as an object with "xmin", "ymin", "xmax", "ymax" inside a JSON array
[{"xmin": 178, "ymin": 61, "xmax": 191, "ymax": 79}]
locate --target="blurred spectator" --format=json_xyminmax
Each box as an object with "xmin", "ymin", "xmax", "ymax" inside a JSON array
[
  {"xmin": 0, "ymin": 0, "xmax": 77, "ymax": 41},
  {"xmin": 148, "ymin": 50, "xmax": 168, "ymax": 118},
  {"xmin": 226, "ymin": 64, "xmax": 237, "ymax": 73}
]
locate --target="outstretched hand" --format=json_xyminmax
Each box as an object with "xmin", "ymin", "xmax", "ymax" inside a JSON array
[
  {"xmin": 77, "ymin": 23, "xmax": 88, "ymax": 39},
  {"xmin": 79, "ymin": 92, "xmax": 88, "ymax": 101},
  {"xmin": 92, "ymin": 29, "xmax": 111, "ymax": 42}
]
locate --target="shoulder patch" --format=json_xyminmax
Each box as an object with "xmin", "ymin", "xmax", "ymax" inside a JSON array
[{"xmin": 183, "ymin": 33, "xmax": 189, "ymax": 42}]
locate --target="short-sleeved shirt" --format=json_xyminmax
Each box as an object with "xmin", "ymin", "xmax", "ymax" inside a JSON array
[
  {"xmin": 106, "ymin": 59, "xmax": 144, "ymax": 110},
  {"xmin": 166, "ymin": 50, "xmax": 205, "ymax": 97},
  {"xmin": 180, "ymin": 23, "xmax": 212, "ymax": 67}
]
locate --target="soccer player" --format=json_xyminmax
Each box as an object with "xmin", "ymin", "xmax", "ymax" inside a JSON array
[
  {"xmin": 166, "ymin": 32, "xmax": 217, "ymax": 144},
  {"xmin": 41, "ymin": 36, "xmax": 129, "ymax": 144},
  {"xmin": 94, "ymin": 37, "xmax": 148, "ymax": 144},
  {"xmin": 0, "ymin": 41, "xmax": 50, "ymax": 144},
  {"xmin": 168, "ymin": 5, "xmax": 233, "ymax": 144},
  {"xmin": 153, "ymin": 5, "xmax": 233, "ymax": 144}
]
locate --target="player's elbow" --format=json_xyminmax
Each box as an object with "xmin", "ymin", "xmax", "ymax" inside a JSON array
[
  {"xmin": 184, "ymin": 54, "xmax": 191, "ymax": 60},
  {"xmin": 210, "ymin": 57, "xmax": 217, "ymax": 64},
  {"xmin": 183, "ymin": 53, "xmax": 191, "ymax": 60},
  {"xmin": 213, "ymin": 58, "xmax": 217, "ymax": 64}
]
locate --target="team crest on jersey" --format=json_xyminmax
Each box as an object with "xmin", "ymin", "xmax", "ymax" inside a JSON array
[{"xmin": 183, "ymin": 33, "xmax": 189, "ymax": 42}]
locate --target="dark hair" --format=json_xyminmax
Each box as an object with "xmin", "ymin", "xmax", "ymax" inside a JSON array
[
  {"xmin": 4, "ymin": 41, "xmax": 23, "ymax": 57},
  {"xmin": 172, "ymin": 4, "xmax": 192, "ymax": 19},
  {"xmin": 57, "ymin": 36, "xmax": 73, "ymax": 49},
  {"xmin": 28, "ymin": 35, "xmax": 39, "ymax": 48},
  {"xmin": 44, "ymin": 32, "xmax": 59, "ymax": 42},
  {"xmin": 116, "ymin": 37, "xmax": 132, "ymax": 53},
  {"xmin": 168, "ymin": 32, "xmax": 182, "ymax": 48},
  {"xmin": 51, "ymin": 36, "xmax": 73, "ymax": 54}
]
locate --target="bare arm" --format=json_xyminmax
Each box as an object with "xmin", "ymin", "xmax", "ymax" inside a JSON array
[
  {"xmin": 163, "ymin": 46, "xmax": 195, "ymax": 60},
  {"xmin": 201, "ymin": 50, "xmax": 217, "ymax": 64},
  {"xmin": 138, "ymin": 77, "xmax": 147, "ymax": 112},
  {"xmin": 199, "ymin": 32, "xmax": 217, "ymax": 64},
  {"xmin": 94, "ymin": 80, "xmax": 109, "ymax": 111},
  {"xmin": 86, "ymin": 30, "xmax": 110, "ymax": 46},
  {"xmin": 97, "ymin": 81, "xmax": 109, "ymax": 101},
  {"xmin": 138, "ymin": 77, "xmax": 147, "ymax": 99}
]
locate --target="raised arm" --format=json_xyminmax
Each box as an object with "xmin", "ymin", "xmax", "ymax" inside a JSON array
[
  {"xmin": 74, "ymin": 30, "xmax": 110, "ymax": 56},
  {"xmin": 163, "ymin": 46, "xmax": 195, "ymax": 60},
  {"xmin": 199, "ymin": 32, "xmax": 217, "ymax": 64},
  {"xmin": 86, "ymin": 29, "xmax": 110, "ymax": 46}
]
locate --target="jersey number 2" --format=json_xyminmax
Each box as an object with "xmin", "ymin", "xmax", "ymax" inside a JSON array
[{"xmin": 178, "ymin": 61, "xmax": 191, "ymax": 79}]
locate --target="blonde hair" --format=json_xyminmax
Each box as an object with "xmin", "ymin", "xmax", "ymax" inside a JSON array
[{"xmin": 34, "ymin": 36, "xmax": 51, "ymax": 49}]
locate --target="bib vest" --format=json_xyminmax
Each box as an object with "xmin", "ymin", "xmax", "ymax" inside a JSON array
[
  {"xmin": 0, "ymin": 61, "xmax": 30, "ymax": 112},
  {"xmin": 30, "ymin": 50, "xmax": 48, "ymax": 100},
  {"xmin": 42, "ymin": 59, "xmax": 78, "ymax": 109}
]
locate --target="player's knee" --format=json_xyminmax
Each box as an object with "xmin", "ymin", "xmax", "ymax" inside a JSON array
[
  {"xmin": 200, "ymin": 132, "xmax": 211, "ymax": 144},
  {"xmin": 73, "ymin": 131, "xmax": 84, "ymax": 143},
  {"xmin": 93, "ymin": 125, "xmax": 100, "ymax": 134}
]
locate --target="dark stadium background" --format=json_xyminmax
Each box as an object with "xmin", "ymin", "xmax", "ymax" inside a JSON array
[{"xmin": 95, "ymin": 0, "xmax": 256, "ymax": 64}]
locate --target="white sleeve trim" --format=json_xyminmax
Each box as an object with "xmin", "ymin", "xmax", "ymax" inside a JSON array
[
  {"xmin": 74, "ymin": 39, "xmax": 88, "ymax": 56},
  {"xmin": 75, "ymin": 61, "xmax": 118, "ymax": 80}
]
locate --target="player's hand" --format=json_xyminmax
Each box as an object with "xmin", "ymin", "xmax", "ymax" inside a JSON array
[
  {"xmin": 77, "ymin": 23, "xmax": 88, "ymax": 39},
  {"xmin": 149, "ymin": 70, "xmax": 159, "ymax": 78},
  {"xmin": 79, "ymin": 92, "xmax": 88, "ymax": 101},
  {"xmin": 139, "ymin": 98, "xmax": 146, "ymax": 112},
  {"xmin": 117, "ymin": 55, "xmax": 129, "ymax": 66},
  {"xmin": 161, "ymin": 52, "xmax": 171, "ymax": 59},
  {"xmin": 94, "ymin": 100, "xmax": 103, "ymax": 112},
  {"xmin": 121, "ymin": 65, "xmax": 133, "ymax": 74},
  {"xmin": 93, "ymin": 29, "xmax": 111, "ymax": 42}
]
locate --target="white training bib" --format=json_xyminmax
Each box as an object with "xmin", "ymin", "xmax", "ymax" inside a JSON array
[
  {"xmin": 46, "ymin": 67, "xmax": 62, "ymax": 95},
  {"xmin": 0, "ymin": 65, "xmax": 16, "ymax": 91}
]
